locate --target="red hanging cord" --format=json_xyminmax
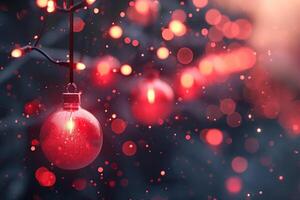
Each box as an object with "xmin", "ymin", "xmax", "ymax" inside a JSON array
[{"xmin": 69, "ymin": 0, "xmax": 74, "ymax": 84}]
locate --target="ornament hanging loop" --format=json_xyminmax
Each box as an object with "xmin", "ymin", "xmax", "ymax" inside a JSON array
[{"xmin": 66, "ymin": 82, "xmax": 77, "ymax": 93}]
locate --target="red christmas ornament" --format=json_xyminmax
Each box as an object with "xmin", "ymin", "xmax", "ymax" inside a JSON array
[
  {"xmin": 40, "ymin": 92, "xmax": 103, "ymax": 170},
  {"xmin": 176, "ymin": 67, "xmax": 206, "ymax": 101},
  {"xmin": 131, "ymin": 77, "xmax": 174, "ymax": 125},
  {"xmin": 35, "ymin": 167, "xmax": 56, "ymax": 187}
]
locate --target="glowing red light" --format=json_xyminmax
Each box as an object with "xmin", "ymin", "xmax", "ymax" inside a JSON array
[
  {"xmin": 36, "ymin": 0, "xmax": 48, "ymax": 8},
  {"xmin": 156, "ymin": 47, "xmax": 170, "ymax": 60},
  {"xmin": 74, "ymin": 17, "xmax": 85, "ymax": 32},
  {"xmin": 111, "ymin": 118, "xmax": 127, "ymax": 134},
  {"xmin": 162, "ymin": 28, "xmax": 174, "ymax": 41},
  {"xmin": 177, "ymin": 47, "xmax": 194, "ymax": 65},
  {"xmin": 47, "ymin": 0, "xmax": 56, "ymax": 13},
  {"xmin": 231, "ymin": 156, "xmax": 248, "ymax": 173},
  {"xmin": 225, "ymin": 176, "xmax": 242, "ymax": 194},
  {"xmin": 220, "ymin": 98, "xmax": 236, "ymax": 115},
  {"xmin": 205, "ymin": 9, "xmax": 222, "ymax": 25},
  {"xmin": 127, "ymin": 0, "xmax": 159, "ymax": 26},
  {"xmin": 122, "ymin": 141, "xmax": 137, "ymax": 156},
  {"xmin": 35, "ymin": 167, "xmax": 56, "ymax": 187},
  {"xmin": 109, "ymin": 25, "xmax": 123, "ymax": 39},
  {"xmin": 169, "ymin": 20, "xmax": 187, "ymax": 37},
  {"xmin": 76, "ymin": 62, "xmax": 86, "ymax": 70},
  {"xmin": 171, "ymin": 9, "xmax": 187, "ymax": 22},
  {"xmin": 120, "ymin": 64, "xmax": 133, "ymax": 76},
  {"xmin": 226, "ymin": 112, "xmax": 242, "ymax": 127},
  {"xmin": 176, "ymin": 67, "xmax": 205, "ymax": 101},
  {"xmin": 192, "ymin": 0, "xmax": 208, "ymax": 8},
  {"xmin": 86, "ymin": 0, "xmax": 96, "ymax": 5},
  {"xmin": 11, "ymin": 48, "xmax": 23, "ymax": 58},
  {"xmin": 131, "ymin": 77, "xmax": 174, "ymax": 125},
  {"xmin": 92, "ymin": 55, "xmax": 120, "ymax": 86},
  {"xmin": 205, "ymin": 129, "xmax": 223, "ymax": 146}
]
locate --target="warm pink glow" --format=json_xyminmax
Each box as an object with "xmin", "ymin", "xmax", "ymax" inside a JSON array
[
  {"xmin": 176, "ymin": 67, "xmax": 206, "ymax": 101},
  {"xmin": 205, "ymin": 129, "xmax": 223, "ymax": 146},
  {"xmin": 35, "ymin": 167, "xmax": 56, "ymax": 187},
  {"xmin": 147, "ymin": 88, "xmax": 156, "ymax": 104},
  {"xmin": 205, "ymin": 9, "xmax": 222, "ymax": 25},
  {"xmin": 36, "ymin": 0, "xmax": 48, "ymax": 8},
  {"xmin": 11, "ymin": 48, "xmax": 23, "ymax": 58},
  {"xmin": 169, "ymin": 20, "xmax": 187, "ymax": 37},
  {"xmin": 231, "ymin": 156, "xmax": 248, "ymax": 173},
  {"xmin": 92, "ymin": 56, "xmax": 120, "ymax": 86},
  {"xmin": 192, "ymin": 0, "xmax": 208, "ymax": 8},
  {"xmin": 225, "ymin": 176, "xmax": 242, "ymax": 194},
  {"xmin": 162, "ymin": 28, "xmax": 174, "ymax": 41},
  {"xmin": 47, "ymin": 0, "xmax": 55, "ymax": 13},
  {"xmin": 122, "ymin": 141, "xmax": 137, "ymax": 156},
  {"xmin": 76, "ymin": 62, "xmax": 86, "ymax": 70},
  {"xmin": 127, "ymin": 0, "xmax": 159, "ymax": 26},
  {"xmin": 177, "ymin": 47, "xmax": 193, "ymax": 65},
  {"xmin": 131, "ymin": 78, "xmax": 174, "ymax": 124},
  {"xmin": 156, "ymin": 47, "xmax": 169, "ymax": 60},
  {"xmin": 86, "ymin": 0, "xmax": 96, "ymax": 5},
  {"xmin": 120, "ymin": 64, "xmax": 133, "ymax": 76},
  {"xmin": 109, "ymin": 25, "xmax": 123, "ymax": 39}
]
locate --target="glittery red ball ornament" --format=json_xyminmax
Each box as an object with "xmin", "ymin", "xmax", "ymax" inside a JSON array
[
  {"xmin": 40, "ymin": 92, "xmax": 103, "ymax": 170},
  {"xmin": 131, "ymin": 77, "xmax": 174, "ymax": 125}
]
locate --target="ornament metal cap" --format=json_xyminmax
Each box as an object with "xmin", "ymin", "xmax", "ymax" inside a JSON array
[
  {"xmin": 63, "ymin": 83, "xmax": 80, "ymax": 110},
  {"xmin": 63, "ymin": 92, "xmax": 81, "ymax": 110}
]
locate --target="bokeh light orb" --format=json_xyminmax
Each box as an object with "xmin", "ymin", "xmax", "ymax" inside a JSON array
[
  {"xmin": 231, "ymin": 156, "xmax": 248, "ymax": 173},
  {"xmin": 169, "ymin": 20, "xmax": 187, "ymax": 37},
  {"xmin": 11, "ymin": 48, "xmax": 23, "ymax": 58},
  {"xmin": 192, "ymin": 0, "xmax": 208, "ymax": 8},
  {"xmin": 120, "ymin": 64, "xmax": 133, "ymax": 76},
  {"xmin": 156, "ymin": 47, "xmax": 170, "ymax": 60},
  {"xmin": 36, "ymin": 0, "xmax": 48, "ymax": 8},
  {"xmin": 176, "ymin": 67, "xmax": 206, "ymax": 100},
  {"xmin": 73, "ymin": 17, "xmax": 85, "ymax": 32},
  {"xmin": 111, "ymin": 118, "xmax": 127, "ymax": 134},
  {"xmin": 122, "ymin": 140, "xmax": 137, "ymax": 156},
  {"xmin": 177, "ymin": 47, "xmax": 194, "ymax": 65},
  {"xmin": 131, "ymin": 77, "xmax": 174, "ymax": 125},
  {"xmin": 35, "ymin": 167, "xmax": 56, "ymax": 187},
  {"xmin": 92, "ymin": 55, "xmax": 120, "ymax": 86},
  {"xmin": 127, "ymin": 0, "xmax": 160, "ymax": 26},
  {"xmin": 205, "ymin": 128, "xmax": 223, "ymax": 146},
  {"xmin": 109, "ymin": 25, "xmax": 123, "ymax": 39},
  {"xmin": 225, "ymin": 176, "xmax": 243, "ymax": 194}
]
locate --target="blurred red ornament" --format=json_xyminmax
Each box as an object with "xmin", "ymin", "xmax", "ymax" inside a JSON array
[
  {"xmin": 205, "ymin": 128, "xmax": 223, "ymax": 146},
  {"xmin": 225, "ymin": 176, "xmax": 243, "ymax": 194},
  {"xmin": 35, "ymin": 167, "xmax": 56, "ymax": 187},
  {"xmin": 73, "ymin": 17, "xmax": 85, "ymax": 32},
  {"xmin": 131, "ymin": 77, "xmax": 174, "ymax": 125},
  {"xmin": 40, "ymin": 92, "xmax": 103, "ymax": 170},
  {"xmin": 176, "ymin": 67, "xmax": 206, "ymax": 101},
  {"xmin": 127, "ymin": 0, "xmax": 159, "ymax": 26},
  {"xmin": 122, "ymin": 140, "xmax": 137, "ymax": 156},
  {"xmin": 92, "ymin": 55, "xmax": 120, "ymax": 86}
]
